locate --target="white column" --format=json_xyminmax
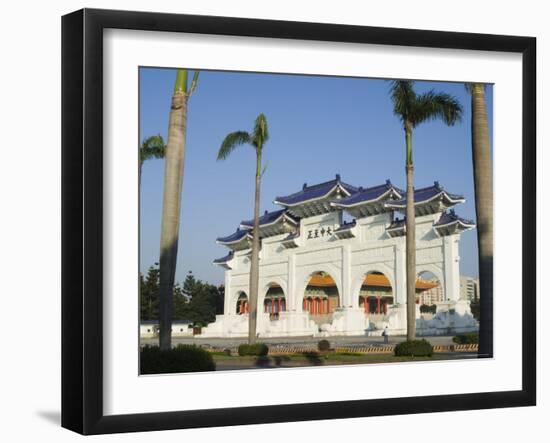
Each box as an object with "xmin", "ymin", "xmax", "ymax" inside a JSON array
[
  {"xmin": 394, "ymin": 240, "xmax": 406, "ymax": 305},
  {"xmin": 288, "ymin": 253, "xmax": 300, "ymax": 312},
  {"xmin": 443, "ymin": 234, "xmax": 461, "ymax": 301},
  {"xmin": 223, "ymin": 270, "xmax": 232, "ymax": 315},
  {"xmin": 342, "ymin": 244, "xmax": 352, "ymax": 307}
]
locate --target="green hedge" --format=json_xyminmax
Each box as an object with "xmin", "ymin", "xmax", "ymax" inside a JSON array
[
  {"xmin": 420, "ymin": 304, "xmax": 437, "ymax": 314},
  {"xmin": 394, "ymin": 339, "xmax": 433, "ymax": 357},
  {"xmin": 452, "ymin": 333, "xmax": 479, "ymax": 344},
  {"xmin": 238, "ymin": 343, "xmax": 269, "ymax": 356},
  {"xmin": 140, "ymin": 344, "xmax": 215, "ymax": 374},
  {"xmin": 317, "ymin": 339, "xmax": 331, "ymax": 352}
]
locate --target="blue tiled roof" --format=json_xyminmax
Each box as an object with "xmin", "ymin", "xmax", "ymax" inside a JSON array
[
  {"xmin": 240, "ymin": 209, "xmax": 297, "ymax": 228},
  {"xmin": 434, "ymin": 210, "xmax": 475, "ymax": 227},
  {"xmin": 333, "ymin": 180, "xmax": 404, "ymax": 206},
  {"xmin": 274, "ymin": 174, "xmax": 359, "ymax": 206},
  {"xmin": 386, "ymin": 182, "xmax": 464, "ymax": 207},
  {"xmin": 213, "ymin": 252, "xmax": 234, "ymax": 263},
  {"xmin": 216, "ymin": 229, "xmax": 250, "ymax": 244}
]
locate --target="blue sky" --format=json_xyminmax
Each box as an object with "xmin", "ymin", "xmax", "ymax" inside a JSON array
[{"xmin": 139, "ymin": 68, "xmax": 493, "ymax": 285}]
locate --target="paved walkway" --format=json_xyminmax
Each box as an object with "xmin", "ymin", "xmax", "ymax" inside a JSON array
[{"xmin": 141, "ymin": 334, "xmax": 457, "ymax": 348}]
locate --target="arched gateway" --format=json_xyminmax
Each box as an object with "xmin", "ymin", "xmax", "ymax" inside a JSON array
[
  {"xmin": 263, "ymin": 284, "xmax": 286, "ymax": 317},
  {"xmin": 358, "ymin": 271, "xmax": 394, "ymax": 316},
  {"xmin": 204, "ymin": 175, "xmax": 477, "ymax": 338},
  {"xmin": 303, "ymin": 272, "xmax": 340, "ymax": 325},
  {"xmin": 235, "ymin": 292, "xmax": 248, "ymax": 315}
]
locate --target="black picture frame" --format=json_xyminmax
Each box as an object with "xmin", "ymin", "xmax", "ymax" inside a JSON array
[{"xmin": 62, "ymin": 8, "xmax": 536, "ymax": 435}]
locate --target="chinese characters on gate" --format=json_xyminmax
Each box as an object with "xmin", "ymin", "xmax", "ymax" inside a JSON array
[{"xmin": 306, "ymin": 225, "xmax": 339, "ymax": 240}]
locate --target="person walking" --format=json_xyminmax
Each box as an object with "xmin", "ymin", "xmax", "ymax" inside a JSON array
[{"xmin": 383, "ymin": 325, "xmax": 390, "ymax": 344}]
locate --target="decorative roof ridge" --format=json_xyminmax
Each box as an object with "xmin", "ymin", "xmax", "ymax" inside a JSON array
[
  {"xmin": 384, "ymin": 181, "xmax": 465, "ymax": 207},
  {"xmin": 357, "ymin": 179, "xmax": 398, "ymax": 192},
  {"xmin": 213, "ymin": 251, "xmax": 235, "ymax": 263},
  {"xmin": 414, "ymin": 181, "xmax": 444, "ymax": 192},
  {"xmin": 434, "ymin": 209, "xmax": 475, "ymax": 227},
  {"xmin": 332, "ymin": 179, "xmax": 405, "ymax": 207},
  {"xmin": 216, "ymin": 228, "xmax": 252, "ymax": 244},
  {"xmin": 240, "ymin": 208, "xmax": 299, "ymax": 228},
  {"xmin": 274, "ymin": 174, "xmax": 359, "ymax": 205}
]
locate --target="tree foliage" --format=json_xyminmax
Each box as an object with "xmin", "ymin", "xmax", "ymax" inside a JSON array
[
  {"xmin": 139, "ymin": 134, "xmax": 166, "ymax": 166},
  {"xmin": 140, "ymin": 265, "xmax": 224, "ymax": 326},
  {"xmin": 470, "ymin": 295, "xmax": 480, "ymax": 321},
  {"xmin": 140, "ymin": 264, "xmax": 160, "ymax": 320}
]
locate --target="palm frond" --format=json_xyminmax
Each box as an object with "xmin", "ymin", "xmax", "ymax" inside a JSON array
[
  {"xmin": 252, "ymin": 113, "xmax": 269, "ymax": 149},
  {"xmin": 140, "ymin": 134, "xmax": 166, "ymax": 164},
  {"xmin": 389, "ymin": 80, "xmax": 416, "ymax": 123},
  {"xmin": 412, "ymin": 91, "xmax": 463, "ymax": 126},
  {"xmin": 217, "ymin": 131, "xmax": 251, "ymax": 160}
]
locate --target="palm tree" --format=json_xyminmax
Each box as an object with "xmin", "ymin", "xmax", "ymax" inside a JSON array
[
  {"xmin": 139, "ymin": 134, "xmax": 166, "ymax": 185},
  {"xmin": 217, "ymin": 113, "xmax": 269, "ymax": 344},
  {"xmin": 389, "ymin": 80, "xmax": 463, "ymax": 341},
  {"xmin": 158, "ymin": 70, "xmax": 199, "ymax": 350},
  {"xmin": 466, "ymin": 83, "xmax": 493, "ymax": 357}
]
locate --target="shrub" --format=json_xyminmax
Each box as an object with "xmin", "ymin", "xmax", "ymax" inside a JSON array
[
  {"xmin": 317, "ymin": 339, "xmax": 331, "ymax": 352},
  {"xmin": 238, "ymin": 343, "xmax": 269, "ymax": 356},
  {"xmin": 452, "ymin": 333, "xmax": 479, "ymax": 344},
  {"xmin": 394, "ymin": 339, "xmax": 433, "ymax": 357},
  {"xmin": 420, "ymin": 304, "xmax": 437, "ymax": 314},
  {"xmin": 140, "ymin": 344, "xmax": 215, "ymax": 374}
]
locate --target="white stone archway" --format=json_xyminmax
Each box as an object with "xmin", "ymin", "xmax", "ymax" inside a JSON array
[
  {"xmin": 259, "ymin": 277, "xmax": 288, "ymax": 315},
  {"xmin": 350, "ymin": 263, "xmax": 396, "ymax": 309},
  {"xmin": 295, "ymin": 264, "xmax": 343, "ymax": 313}
]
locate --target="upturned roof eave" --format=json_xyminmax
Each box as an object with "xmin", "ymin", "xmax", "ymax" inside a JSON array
[
  {"xmin": 434, "ymin": 219, "xmax": 476, "ymax": 231},
  {"xmin": 239, "ymin": 211, "xmax": 298, "ymax": 230},
  {"xmin": 331, "ymin": 188, "xmax": 402, "ymax": 209},
  {"xmin": 215, "ymin": 232, "xmax": 252, "ymax": 245},
  {"xmin": 274, "ymin": 183, "xmax": 354, "ymax": 208},
  {"xmin": 384, "ymin": 191, "xmax": 465, "ymax": 209}
]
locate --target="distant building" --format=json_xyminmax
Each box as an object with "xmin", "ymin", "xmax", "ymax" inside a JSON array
[
  {"xmin": 460, "ymin": 276, "xmax": 479, "ymax": 301},
  {"xmin": 140, "ymin": 320, "xmax": 193, "ymax": 338},
  {"xmin": 418, "ymin": 278, "xmax": 444, "ymax": 306}
]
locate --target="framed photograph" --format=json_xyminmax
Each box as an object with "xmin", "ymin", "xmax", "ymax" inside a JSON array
[{"xmin": 62, "ymin": 8, "xmax": 536, "ymax": 435}]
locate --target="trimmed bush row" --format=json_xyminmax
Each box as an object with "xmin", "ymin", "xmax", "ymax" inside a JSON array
[
  {"xmin": 317, "ymin": 339, "xmax": 331, "ymax": 352},
  {"xmin": 140, "ymin": 344, "xmax": 215, "ymax": 374},
  {"xmin": 420, "ymin": 304, "xmax": 437, "ymax": 314},
  {"xmin": 452, "ymin": 333, "xmax": 479, "ymax": 344},
  {"xmin": 238, "ymin": 343, "xmax": 269, "ymax": 356},
  {"xmin": 394, "ymin": 339, "xmax": 433, "ymax": 357}
]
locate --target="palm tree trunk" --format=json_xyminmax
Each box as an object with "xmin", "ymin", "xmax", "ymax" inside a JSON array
[
  {"xmin": 470, "ymin": 84, "xmax": 493, "ymax": 357},
  {"xmin": 405, "ymin": 125, "xmax": 416, "ymax": 341},
  {"xmin": 158, "ymin": 75, "xmax": 189, "ymax": 350},
  {"xmin": 248, "ymin": 149, "xmax": 262, "ymax": 344}
]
